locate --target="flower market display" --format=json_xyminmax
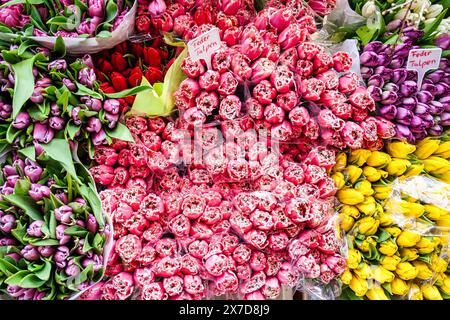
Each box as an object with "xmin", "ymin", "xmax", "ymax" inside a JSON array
[{"xmin": 0, "ymin": 0, "xmax": 449, "ymax": 301}]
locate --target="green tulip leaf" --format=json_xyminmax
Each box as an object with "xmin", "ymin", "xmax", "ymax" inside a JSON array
[
  {"xmin": 74, "ymin": 83, "xmax": 103, "ymax": 100},
  {"xmin": 0, "ymin": 0, "xmax": 44, "ymax": 7},
  {"xmin": 64, "ymin": 225, "xmax": 89, "ymax": 237},
  {"xmin": 104, "ymin": 84, "xmax": 151, "ymax": 98},
  {"xmin": 19, "ymin": 273, "xmax": 47, "ymax": 288},
  {"xmin": 105, "ymin": 122, "xmax": 134, "ymax": 142},
  {"xmin": 13, "ymin": 179, "xmax": 31, "ymax": 196},
  {"xmin": 421, "ymin": 9, "xmax": 448, "ymax": 41},
  {"xmin": 35, "ymin": 260, "xmax": 52, "ymax": 281},
  {"xmin": 29, "ymin": 239, "xmax": 60, "ymax": 246},
  {"xmin": 5, "ymin": 270, "xmax": 29, "ymax": 286},
  {"xmin": 11, "ymin": 56, "xmax": 39, "ymax": 118},
  {"xmin": 40, "ymin": 138, "xmax": 80, "ymax": 184},
  {"xmin": 18, "ymin": 146, "xmax": 36, "ymax": 162},
  {"xmin": 3, "ymin": 194, "xmax": 43, "ymax": 221}
]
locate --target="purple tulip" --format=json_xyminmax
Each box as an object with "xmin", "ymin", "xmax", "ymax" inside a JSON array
[
  {"xmin": 0, "ymin": 214, "xmax": 16, "ymax": 233},
  {"xmin": 78, "ymin": 67, "xmax": 97, "ymax": 88},
  {"xmin": 86, "ymin": 117, "xmax": 102, "ymax": 133},
  {"xmin": 80, "ymin": 96, "xmax": 102, "ymax": 111},
  {"xmin": 87, "ymin": 214, "xmax": 98, "ymax": 233},
  {"xmin": 360, "ymin": 51, "xmax": 380, "ymax": 67},
  {"xmin": 6, "ymin": 175, "xmax": 19, "ymax": 187},
  {"xmin": 393, "ymin": 44, "xmax": 411, "ymax": 58},
  {"xmin": 429, "ymin": 101, "xmax": 444, "ymax": 115},
  {"xmin": 360, "ymin": 66, "xmax": 373, "ymax": 79},
  {"xmin": 396, "ymin": 124, "xmax": 414, "ymax": 143},
  {"xmin": 0, "ymin": 237, "xmax": 16, "ymax": 246},
  {"xmin": 75, "ymin": 197, "xmax": 86, "ymax": 206},
  {"xmin": 28, "ymin": 184, "xmax": 51, "ymax": 201},
  {"xmin": 12, "ymin": 112, "xmax": 31, "ymax": 129},
  {"xmin": 416, "ymin": 91, "xmax": 434, "ymax": 104},
  {"xmin": 103, "ymin": 99, "xmax": 120, "ymax": 115},
  {"xmin": 33, "ymin": 123, "xmax": 55, "ymax": 144},
  {"xmin": 55, "ymin": 205, "xmax": 73, "ymax": 224},
  {"xmin": 37, "ymin": 245, "xmax": 55, "ymax": 258},
  {"xmin": 434, "ymin": 34, "xmax": 450, "ymax": 51},
  {"xmin": 367, "ymin": 74, "xmax": 384, "ymax": 87},
  {"xmin": 415, "ymin": 102, "xmax": 429, "ymax": 115},
  {"xmin": 378, "ymin": 105, "xmax": 397, "ymax": 120},
  {"xmin": 381, "ymin": 91, "xmax": 398, "ymax": 105},
  {"xmin": 82, "ymin": 254, "xmax": 103, "ymax": 272},
  {"xmin": 24, "ymin": 161, "xmax": 43, "ymax": 183},
  {"xmin": 426, "ymin": 70, "xmax": 445, "ymax": 83},
  {"xmin": 65, "ymin": 260, "xmax": 81, "ymax": 277},
  {"xmin": 428, "ymin": 124, "xmax": 443, "ymax": 136},
  {"xmin": 438, "ymin": 111, "xmax": 450, "ymax": 126},
  {"xmin": 400, "ymin": 80, "xmax": 417, "ymax": 97},
  {"xmin": 81, "ymin": 54, "xmax": 95, "ymax": 69},
  {"xmin": 92, "ymin": 129, "xmax": 106, "ymax": 146},
  {"xmin": 34, "ymin": 142, "xmax": 44, "ymax": 156},
  {"xmin": 50, "ymin": 103, "xmax": 61, "ymax": 116},
  {"xmin": 21, "ymin": 245, "xmax": 40, "ymax": 261},
  {"xmin": 55, "ymin": 190, "xmax": 68, "ymax": 204},
  {"xmin": 0, "ymin": 101, "xmax": 12, "ymax": 119},
  {"xmin": 0, "ymin": 7, "xmax": 21, "ymax": 28},
  {"xmin": 19, "ymin": 289, "xmax": 38, "ymax": 300},
  {"xmin": 7, "ymin": 286, "xmax": 26, "ymax": 298},
  {"xmin": 49, "ymin": 116, "xmax": 65, "ymax": 130},
  {"xmin": 401, "ymin": 97, "xmax": 417, "ymax": 110},
  {"xmin": 389, "ymin": 58, "xmax": 404, "ymax": 69},
  {"xmin": 396, "ymin": 107, "xmax": 414, "ymax": 125},
  {"xmin": 386, "ymin": 19, "xmax": 402, "ymax": 31},
  {"xmin": 391, "ymin": 69, "xmax": 408, "ymax": 84},
  {"xmin": 76, "ymin": 239, "xmax": 86, "ymax": 255},
  {"xmin": 384, "ymin": 83, "xmax": 399, "ymax": 92},
  {"xmin": 56, "ymin": 225, "xmax": 71, "ymax": 245},
  {"xmin": 435, "ymin": 83, "xmax": 449, "ymax": 97},
  {"xmin": 1, "ymin": 184, "xmax": 14, "ymax": 195},
  {"xmin": 33, "ymin": 291, "xmax": 46, "ymax": 300},
  {"xmin": 374, "ymin": 66, "xmax": 393, "ymax": 80},
  {"xmin": 76, "ymin": 219, "xmax": 86, "ymax": 228},
  {"xmin": 76, "ymin": 16, "xmax": 102, "ymax": 36},
  {"xmin": 48, "ymin": 59, "xmax": 67, "ymax": 71},
  {"xmin": 12, "ymin": 158, "xmax": 25, "ymax": 170},
  {"xmin": 410, "ymin": 116, "xmax": 424, "ymax": 133},
  {"xmin": 27, "ymin": 220, "xmax": 44, "ymax": 237},
  {"xmin": 403, "ymin": 27, "xmax": 424, "ymax": 41},
  {"xmin": 6, "ymin": 253, "xmax": 21, "ymax": 262},
  {"xmin": 54, "ymin": 246, "xmax": 70, "ymax": 269},
  {"xmin": 105, "ymin": 112, "xmax": 119, "ymax": 129},
  {"xmin": 419, "ymin": 113, "xmax": 435, "ymax": 128},
  {"xmin": 62, "ymin": 78, "xmax": 77, "ymax": 91},
  {"xmin": 363, "ymin": 41, "xmax": 384, "ymax": 54},
  {"xmin": 440, "ymin": 96, "xmax": 450, "ymax": 111},
  {"xmin": 367, "ymin": 86, "xmax": 382, "ymax": 101},
  {"xmin": 71, "ymin": 107, "xmax": 82, "ymax": 125},
  {"xmin": 2, "ymin": 165, "xmax": 17, "ymax": 176},
  {"xmin": 88, "ymin": 0, "xmax": 105, "ymax": 17}
]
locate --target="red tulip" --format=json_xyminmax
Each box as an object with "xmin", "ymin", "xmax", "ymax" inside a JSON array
[
  {"xmin": 111, "ymin": 52, "xmax": 128, "ymax": 72},
  {"xmin": 111, "ymin": 72, "xmax": 129, "ymax": 92},
  {"xmin": 145, "ymin": 67, "xmax": 164, "ymax": 85},
  {"xmin": 143, "ymin": 47, "xmax": 161, "ymax": 67},
  {"xmin": 97, "ymin": 57, "xmax": 115, "ymax": 74},
  {"xmin": 100, "ymin": 82, "xmax": 116, "ymax": 94},
  {"xmin": 129, "ymin": 67, "xmax": 144, "ymax": 87},
  {"xmin": 136, "ymin": 15, "xmax": 152, "ymax": 33},
  {"xmin": 132, "ymin": 43, "xmax": 144, "ymax": 58}
]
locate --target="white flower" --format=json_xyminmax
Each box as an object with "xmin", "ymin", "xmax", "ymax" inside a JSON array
[
  {"xmin": 362, "ymin": 1, "xmax": 377, "ymax": 18},
  {"xmin": 411, "ymin": 0, "xmax": 431, "ymax": 12},
  {"xmin": 425, "ymin": 4, "xmax": 443, "ymax": 19}
]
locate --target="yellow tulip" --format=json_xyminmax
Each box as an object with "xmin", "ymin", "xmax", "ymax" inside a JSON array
[
  {"xmin": 366, "ymin": 286, "xmax": 389, "ymax": 300},
  {"xmin": 378, "ymin": 169, "xmax": 389, "ymax": 178},
  {"xmin": 354, "ymin": 180, "xmax": 374, "ymax": 196},
  {"xmin": 396, "ymin": 230, "xmax": 421, "ymax": 247},
  {"xmin": 385, "ymin": 227, "xmax": 402, "ymax": 237},
  {"xmin": 414, "ymin": 138, "xmax": 440, "ymax": 159},
  {"xmin": 349, "ymin": 149, "xmax": 371, "ymax": 166},
  {"xmin": 434, "ymin": 272, "xmax": 445, "ymax": 287},
  {"xmin": 440, "ymin": 275, "xmax": 450, "ymax": 295},
  {"xmin": 349, "ymin": 276, "xmax": 368, "ymax": 297},
  {"xmin": 386, "ymin": 158, "xmax": 411, "ymax": 176},
  {"xmin": 356, "ymin": 237, "xmax": 377, "ymax": 252},
  {"xmin": 354, "ymin": 263, "xmax": 373, "ymax": 280},
  {"xmin": 412, "ymin": 261, "xmax": 433, "ymax": 280},
  {"xmin": 403, "ymin": 163, "xmax": 424, "ymax": 178},
  {"xmin": 333, "ymin": 152, "xmax": 347, "ymax": 173},
  {"xmin": 341, "ymin": 205, "xmax": 360, "ymax": 219},
  {"xmin": 337, "ymin": 188, "xmax": 365, "ymax": 205},
  {"xmin": 358, "ymin": 216, "xmax": 379, "ymax": 235},
  {"xmin": 403, "ymin": 202, "xmax": 425, "ymax": 218},
  {"xmin": 436, "ymin": 215, "xmax": 450, "ymax": 228},
  {"xmin": 391, "ymin": 278, "xmax": 410, "ymax": 296},
  {"xmin": 373, "ymin": 184, "xmax": 392, "ymax": 200},
  {"xmin": 430, "ymin": 254, "xmax": 448, "ymax": 273},
  {"xmin": 363, "ymin": 166, "xmax": 381, "ymax": 182},
  {"xmin": 410, "ymin": 283, "xmax": 423, "ymax": 300},
  {"xmin": 378, "ymin": 211, "xmax": 394, "ymax": 227},
  {"xmin": 332, "ymin": 172, "xmax": 345, "ymax": 190},
  {"xmin": 424, "ymin": 204, "xmax": 447, "ymax": 220},
  {"xmin": 421, "ymin": 284, "xmax": 443, "ymax": 300},
  {"xmin": 415, "ymin": 237, "xmax": 436, "ymax": 254},
  {"xmin": 339, "ymin": 213, "xmax": 355, "ymax": 232},
  {"xmin": 400, "ymin": 248, "xmax": 419, "ymax": 261},
  {"xmin": 344, "ymin": 165, "xmax": 363, "ymax": 184},
  {"xmin": 387, "ymin": 141, "xmax": 416, "ymax": 159},
  {"xmin": 396, "ymin": 262, "xmax": 419, "ymax": 280},
  {"xmin": 378, "ymin": 240, "xmax": 398, "ymax": 256},
  {"xmin": 347, "ymin": 249, "xmax": 362, "ymax": 269},
  {"xmin": 372, "ymin": 266, "xmax": 395, "ymax": 283},
  {"xmin": 366, "ymin": 151, "xmax": 391, "ymax": 167},
  {"xmin": 434, "ymin": 140, "xmax": 450, "ymax": 159},
  {"xmin": 356, "ymin": 198, "xmax": 377, "ymax": 216},
  {"xmin": 380, "ymin": 255, "xmax": 401, "ymax": 271},
  {"xmin": 423, "ymin": 156, "xmax": 450, "ymax": 174},
  {"xmin": 341, "ymin": 269, "xmax": 353, "ymax": 285}
]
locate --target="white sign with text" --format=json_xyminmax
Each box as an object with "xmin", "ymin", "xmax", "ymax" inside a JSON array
[
  {"xmin": 406, "ymin": 48, "xmax": 442, "ymax": 88},
  {"xmin": 187, "ymin": 28, "xmax": 222, "ymax": 69}
]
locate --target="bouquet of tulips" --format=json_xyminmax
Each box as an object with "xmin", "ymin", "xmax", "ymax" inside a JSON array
[
  {"xmin": 334, "ymin": 139, "xmax": 450, "ymax": 300},
  {"xmin": 0, "ymin": 38, "xmax": 147, "ymax": 158},
  {"xmin": 0, "ymin": 141, "xmax": 112, "ymax": 300},
  {"xmin": 0, "ymin": 0, "xmax": 134, "ymax": 38}
]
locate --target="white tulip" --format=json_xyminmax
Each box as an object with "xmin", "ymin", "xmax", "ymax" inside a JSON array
[
  {"xmin": 411, "ymin": 0, "xmax": 431, "ymax": 12},
  {"xmin": 425, "ymin": 4, "xmax": 444, "ymax": 18},
  {"xmin": 362, "ymin": 1, "xmax": 377, "ymax": 18}
]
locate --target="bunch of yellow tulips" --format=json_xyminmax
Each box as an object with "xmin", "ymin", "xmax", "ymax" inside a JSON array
[{"xmin": 333, "ymin": 138, "xmax": 450, "ymax": 300}]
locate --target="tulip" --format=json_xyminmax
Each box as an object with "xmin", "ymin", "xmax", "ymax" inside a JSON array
[
  {"xmin": 357, "ymin": 216, "xmax": 379, "ymax": 235},
  {"xmin": 434, "ymin": 33, "xmax": 450, "ymax": 51},
  {"xmin": 0, "ymin": 213, "xmax": 16, "ymax": 233},
  {"xmin": 366, "ymin": 286, "xmax": 389, "ymax": 300},
  {"xmin": 88, "ymin": 0, "xmax": 105, "ymax": 18},
  {"xmin": 347, "ymin": 249, "xmax": 362, "ymax": 269},
  {"xmin": 54, "ymin": 246, "xmax": 70, "ymax": 269},
  {"xmin": 87, "ymin": 214, "xmax": 98, "ymax": 233},
  {"xmin": 80, "ymin": 96, "xmax": 102, "ymax": 112},
  {"xmin": 27, "ymin": 220, "xmax": 44, "ymax": 237},
  {"xmin": 396, "ymin": 230, "xmax": 421, "ymax": 248},
  {"xmin": 33, "ymin": 123, "xmax": 55, "ymax": 144},
  {"xmin": 24, "ymin": 161, "xmax": 43, "ymax": 183},
  {"xmin": 149, "ymin": 0, "xmax": 167, "ymax": 17},
  {"xmin": 360, "ymin": 51, "xmax": 380, "ymax": 67},
  {"xmin": 415, "ymin": 237, "xmax": 436, "ymax": 255},
  {"xmin": 55, "ymin": 205, "xmax": 73, "ymax": 224},
  {"xmin": 379, "ymin": 105, "xmax": 397, "ymax": 120},
  {"xmin": 92, "ymin": 129, "xmax": 107, "ymax": 146},
  {"xmin": 78, "ymin": 67, "xmax": 96, "ymax": 88},
  {"xmin": 386, "ymin": 158, "xmax": 410, "ymax": 176},
  {"xmin": 349, "ymin": 276, "xmax": 368, "ymax": 297},
  {"xmin": 378, "ymin": 240, "xmax": 398, "ymax": 257},
  {"xmin": 344, "ymin": 165, "xmax": 363, "ymax": 184},
  {"xmin": 37, "ymin": 246, "xmax": 55, "ymax": 258},
  {"xmin": 86, "ymin": 117, "xmax": 102, "ymax": 133},
  {"xmin": 372, "ymin": 266, "xmax": 395, "ymax": 284},
  {"xmin": 56, "ymin": 225, "xmax": 71, "ymax": 245},
  {"xmin": 366, "ymin": 151, "xmax": 391, "ymax": 167},
  {"xmin": 65, "ymin": 259, "xmax": 81, "ymax": 277},
  {"xmin": 21, "ymin": 244, "xmax": 40, "ymax": 261},
  {"xmin": 399, "ymin": 248, "xmax": 419, "ymax": 262},
  {"xmin": 421, "ymin": 284, "xmax": 443, "ymax": 300},
  {"xmin": 412, "ymin": 261, "xmax": 433, "ymax": 280},
  {"xmin": 11, "ymin": 111, "xmax": 31, "ymax": 129},
  {"xmin": 28, "ymin": 183, "xmax": 51, "ymax": 201},
  {"xmin": 62, "ymin": 78, "xmax": 77, "ymax": 91},
  {"xmin": 337, "ymin": 188, "xmax": 365, "ymax": 205},
  {"xmin": 48, "ymin": 116, "xmax": 65, "ymax": 131},
  {"xmin": 48, "ymin": 59, "xmax": 67, "ymax": 71},
  {"xmin": 396, "ymin": 262, "xmax": 418, "ymax": 281},
  {"xmin": 103, "ymin": 99, "xmax": 120, "ymax": 115},
  {"xmin": 430, "ymin": 255, "xmax": 448, "ymax": 273},
  {"xmin": 386, "ymin": 141, "xmax": 416, "ymax": 159},
  {"xmin": 354, "ymin": 264, "xmax": 373, "ymax": 280}
]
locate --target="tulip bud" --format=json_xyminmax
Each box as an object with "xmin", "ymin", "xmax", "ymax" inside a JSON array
[
  {"xmin": 21, "ymin": 244, "xmax": 40, "ymax": 261},
  {"xmin": 349, "ymin": 276, "xmax": 368, "ymax": 297},
  {"xmin": 37, "ymin": 245, "xmax": 55, "ymax": 258},
  {"xmin": 361, "ymin": 1, "xmax": 377, "ymax": 18},
  {"xmin": 65, "ymin": 259, "xmax": 81, "ymax": 277},
  {"xmin": 347, "ymin": 249, "xmax": 362, "ymax": 269},
  {"xmin": 33, "ymin": 123, "xmax": 55, "ymax": 144},
  {"xmin": 381, "ymin": 255, "xmax": 401, "ymax": 271},
  {"xmin": 78, "ymin": 67, "xmax": 96, "ymax": 88},
  {"xmin": 62, "ymin": 78, "xmax": 77, "ymax": 91},
  {"xmin": 421, "ymin": 284, "xmax": 443, "ymax": 300},
  {"xmin": 56, "ymin": 224, "xmax": 71, "ymax": 245},
  {"xmin": 87, "ymin": 214, "xmax": 98, "ymax": 233},
  {"xmin": 54, "ymin": 246, "xmax": 70, "ymax": 268},
  {"xmin": 48, "ymin": 59, "xmax": 67, "ymax": 71},
  {"xmin": 28, "ymin": 184, "xmax": 51, "ymax": 201},
  {"xmin": 12, "ymin": 112, "xmax": 31, "ymax": 129},
  {"xmin": 86, "ymin": 117, "xmax": 102, "ymax": 133},
  {"xmin": 49, "ymin": 116, "xmax": 65, "ymax": 131},
  {"xmin": 26, "ymin": 220, "xmax": 44, "ymax": 237},
  {"xmin": 103, "ymin": 99, "xmax": 120, "ymax": 115}
]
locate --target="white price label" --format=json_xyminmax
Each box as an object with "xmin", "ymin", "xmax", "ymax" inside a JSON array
[
  {"xmin": 406, "ymin": 48, "xmax": 442, "ymax": 88},
  {"xmin": 187, "ymin": 28, "xmax": 222, "ymax": 69}
]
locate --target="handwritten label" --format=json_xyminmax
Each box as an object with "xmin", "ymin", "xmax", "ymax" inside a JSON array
[
  {"xmin": 187, "ymin": 28, "xmax": 221, "ymax": 69},
  {"xmin": 406, "ymin": 48, "xmax": 442, "ymax": 88}
]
